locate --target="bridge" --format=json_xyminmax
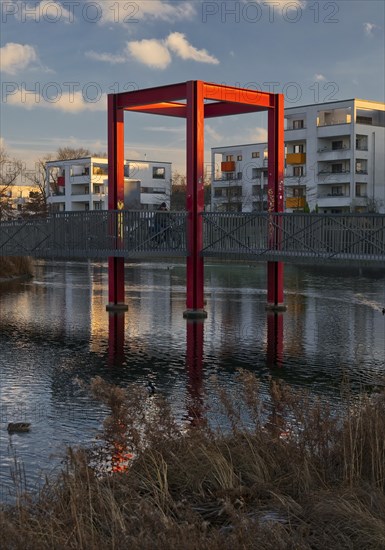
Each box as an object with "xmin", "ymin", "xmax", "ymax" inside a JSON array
[{"xmin": 1, "ymin": 211, "xmax": 385, "ymax": 266}]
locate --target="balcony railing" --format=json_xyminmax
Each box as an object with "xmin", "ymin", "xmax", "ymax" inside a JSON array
[
  {"xmin": 318, "ymin": 169, "xmax": 350, "ymax": 175},
  {"xmin": 317, "ymin": 145, "xmax": 350, "ymax": 153}
]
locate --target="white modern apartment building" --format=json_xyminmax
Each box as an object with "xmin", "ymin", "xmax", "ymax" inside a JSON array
[
  {"xmin": 211, "ymin": 98, "xmax": 385, "ymax": 214},
  {"xmin": 46, "ymin": 157, "xmax": 172, "ymax": 212}
]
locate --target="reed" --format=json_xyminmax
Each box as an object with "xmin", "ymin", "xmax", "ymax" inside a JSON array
[
  {"xmin": 0, "ymin": 256, "xmax": 33, "ymax": 278},
  {"xmin": 1, "ymin": 372, "xmax": 385, "ymax": 549}
]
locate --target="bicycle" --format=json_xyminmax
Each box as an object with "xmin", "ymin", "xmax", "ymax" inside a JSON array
[{"xmin": 148, "ymin": 221, "xmax": 183, "ymax": 250}]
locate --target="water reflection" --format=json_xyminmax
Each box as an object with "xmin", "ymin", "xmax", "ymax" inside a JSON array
[{"xmin": 0, "ymin": 260, "xmax": 384, "ymax": 501}]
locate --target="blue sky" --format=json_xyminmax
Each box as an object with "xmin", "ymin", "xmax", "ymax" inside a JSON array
[{"xmin": 0, "ymin": 0, "xmax": 384, "ymax": 173}]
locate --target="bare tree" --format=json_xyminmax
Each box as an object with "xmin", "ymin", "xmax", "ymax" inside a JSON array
[
  {"xmin": 170, "ymin": 169, "xmax": 211, "ymax": 211},
  {"xmin": 0, "ymin": 147, "xmax": 23, "ymax": 220},
  {"xmin": 56, "ymin": 147, "xmax": 91, "ymax": 160},
  {"xmin": 22, "ymin": 154, "xmax": 53, "ymax": 217}
]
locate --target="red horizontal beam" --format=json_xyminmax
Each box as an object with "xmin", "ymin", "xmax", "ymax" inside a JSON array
[
  {"xmin": 114, "ymin": 82, "xmax": 187, "ymax": 109},
  {"xmin": 127, "ymin": 102, "xmax": 187, "ymax": 118},
  {"xmin": 204, "ymin": 102, "xmax": 266, "ymax": 118},
  {"xmin": 203, "ymin": 82, "xmax": 273, "ymax": 109}
]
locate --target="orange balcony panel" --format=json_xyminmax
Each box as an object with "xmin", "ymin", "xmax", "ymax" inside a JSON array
[
  {"xmin": 286, "ymin": 153, "xmax": 306, "ymax": 165},
  {"xmin": 221, "ymin": 161, "xmax": 236, "ymax": 172},
  {"xmin": 286, "ymin": 197, "xmax": 306, "ymax": 208},
  {"xmin": 57, "ymin": 176, "xmax": 65, "ymax": 186}
]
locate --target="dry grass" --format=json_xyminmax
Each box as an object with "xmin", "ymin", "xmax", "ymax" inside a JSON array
[
  {"xmin": 0, "ymin": 256, "xmax": 33, "ymax": 279},
  {"xmin": 1, "ymin": 371, "xmax": 385, "ymax": 549}
]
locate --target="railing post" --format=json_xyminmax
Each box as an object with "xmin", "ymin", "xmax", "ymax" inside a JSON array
[
  {"xmin": 106, "ymin": 94, "xmax": 127, "ymax": 312},
  {"xmin": 184, "ymin": 81, "xmax": 207, "ymax": 319},
  {"xmin": 266, "ymin": 93, "xmax": 286, "ymax": 311}
]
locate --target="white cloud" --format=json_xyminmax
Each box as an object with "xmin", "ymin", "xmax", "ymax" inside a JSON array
[
  {"xmin": 85, "ymin": 50, "xmax": 127, "ymax": 64},
  {"xmin": 165, "ymin": 32, "xmax": 219, "ymax": 64},
  {"xmin": 0, "ymin": 43, "xmax": 38, "ymax": 75},
  {"xmin": 99, "ymin": 0, "xmax": 195, "ymax": 24},
  {"xmin": 127, "ymin": 38, "xmax": 172, "ymax": 69},
  {"xmin": 363, "ymin": 22, "xmax": 381, "ymax": 36},
  {"xmin": 125, "ymin": 32, "xmax": 219, "ymax": 69},
  {"xmin": 314, "ymin": 73, "xmax": 326, "ymax": 81},
  {"xmin": 89, "ymin": 32, "xmax": 219, "ymax": 70},
  {"xmin": 257, "ymin": 0, "xmax": 306, "ymax": 7},
  {"xmin": 6, "ymin": 90, "xmax": 107, "ymax": 113},
  {"xmin": 249, "ymin": 127, "xmax": 268, "ymax": 143},
  {"xmin": 206, "ymin": 125, "xmax": 223, "ymax": 142}
]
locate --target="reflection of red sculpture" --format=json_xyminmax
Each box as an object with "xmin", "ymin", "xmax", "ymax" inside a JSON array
[
  {"xmin": 110, "ymin": 419, "xmax": 133, "ymax": 473},
  {"xmin": 186, "ymin": 320, "xmax": 205, "ymax": 427},
  {"xmin": 267, "ymin": 312, "xmax": 284, "ymax": 368}
]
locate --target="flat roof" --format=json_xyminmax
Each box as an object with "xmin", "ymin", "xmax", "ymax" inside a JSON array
[
  {"xmin": 46, "ymin": 157, "xmax": 172, "ymax": 164},
  {"xmin": 285, "ymin": 98, "xmax": 385, "ymax": 111}
]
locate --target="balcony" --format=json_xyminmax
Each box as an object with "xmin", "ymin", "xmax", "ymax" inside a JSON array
[
  {"xmin": 286, "ymin": 197, "xmax": 306, "ymax": 209},
  {"xmin": 221, "ymin": 161, "xmax": 236, "ymax": 172},
  {"xmin": 286, "ymin": 153, "xmax": 306, "ymax": 165}
]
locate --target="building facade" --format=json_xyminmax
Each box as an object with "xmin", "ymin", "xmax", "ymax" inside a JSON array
[
  {"xmin": 46, "ymin": 157, "xmax": 172, "ymax": 212},
  {"xmin": 211, "ymin": 98, "xmax": 385, "ymax": 213},
  {"xmin": 0, "ymin": 182, "xmax": 41, "ymax": 219}
]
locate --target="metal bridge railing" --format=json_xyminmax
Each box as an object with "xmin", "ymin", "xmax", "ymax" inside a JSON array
[
  {"xmin": 0, "ymin": 211, "xmax": 188, "ymax": 259},
  {"xmin": 202, "ymin": 212, "xmax": 385, "ymax": 264},
  {"xmin": 1, "ymin": 211, "xmax": 385, "ymax": 265}
]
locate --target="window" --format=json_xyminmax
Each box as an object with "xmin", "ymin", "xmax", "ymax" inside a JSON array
[
  {"xmin": 252, "ymin": 152, "xmax": 260, "ymax": 158},
  {"xmin": 293, "ymin": 119, "xmax": 304, "ymax": 129},
  {"xmin": 94, "ymin": 185, "xmax": 103, "ymax": 194},
  {"xmin": 355, "ymin": 183, "xmax": 367, "ymax": 197},
  {"xmin": 356, "ymin": 160, "xmax": 367, "ymax": 174},
  {"xmin": 225, "ymin": 172, "xmax": 235, "ymax": 180},
  {"xmin": 153, "ymin": 167, "xmax": 165, "ymax": 179},
  {"xmin": 356, "ymin": 116, "xmax": 372, "ymax": 125},
  {"xmin": 84, "ymin": 203, "xmax": 89, "ymax": 210},
  {"xmin": 293, "ymin": 166, "xmax": 304, "ymax": 177},
  {"xmin": 293, "ymin": 187, "xmax": 305, "ymax": 197},
  {"xmin": 332, "ymin": 141, "xmax": 343, "ymax": 150},
  {"xmin": 294, "ymin": 144, "xmax": 304, "ymax": 153},
  {"xmin": 331, "ymin": 164, "xmax": 343, "ymax": 173},
  {"xmin": 331, "ymin": 186, "xmax": 343, "ymax": 196},
  {"xmin": 225, "ymin": 155, "xmax": 234, "ymax": 161},
  {"xmin": 237, "ymin": 172, "xmax": 242, "ymax": 180},
  {"xmin": 237, "ymin": 155, "xmax": 242, "ymax": 161},
  {"xmin": 93, "ymin": 164, "xmax": 108, "ymax": 176},
  {"xmin": 356, "ymin": 135, "xmax": 368, "ymax": 150},
  {"xmin": 71, "ymin": 164, "xmax": 90, "ymax": 177}
]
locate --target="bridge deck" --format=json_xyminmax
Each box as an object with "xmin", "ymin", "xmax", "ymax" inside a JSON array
[{"xmin": 1, "ymin": 211, "xmax": 385, "ymax": 266}]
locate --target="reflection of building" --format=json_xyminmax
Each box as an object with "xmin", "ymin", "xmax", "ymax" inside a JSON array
[
  {"xmin": 211, "ymin": 98, "xmax": 385, "ymax": 214},
  {"xmin": 46, "ymin": 157, "xmax": 172, "ymax": 212}
]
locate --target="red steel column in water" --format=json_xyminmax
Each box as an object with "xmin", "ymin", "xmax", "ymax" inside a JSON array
[
  {"xmin": 267, "ymin": 93, "xmax": 286, "ymax": 311},
  {"xmin": 184, "ymin": 81, "xmax": 207, "ymax": 319},
  {"xmin": 107, "ymin": 93, "xmax": 127, "ymax": 312}
]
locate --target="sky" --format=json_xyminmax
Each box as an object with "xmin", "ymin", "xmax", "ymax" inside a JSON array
[{"xmin": 0, "ymin": 0, "xmax": 384, "ymax": 174}]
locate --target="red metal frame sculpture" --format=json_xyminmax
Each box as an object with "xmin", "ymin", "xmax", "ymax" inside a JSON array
[{"xmin": 106, "ymin": 80, "xmax": 285, "ymax": 316}]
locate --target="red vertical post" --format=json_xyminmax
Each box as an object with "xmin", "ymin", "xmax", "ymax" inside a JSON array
[
  {"xmin": 184, "ymin": 81, "xmax": 207, "ymax": 319},
  {"xmin": 106, "ymin": 94, "xmax": 127, "ymax": 312},
  {"xmin": 267, "ymin": 93, "xmax": 286, "ymax": 311}
]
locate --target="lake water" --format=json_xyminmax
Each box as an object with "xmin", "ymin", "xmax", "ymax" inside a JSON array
[{"xmin": 1, "ymin": 259, "xmax": 384, "ymax": 502}]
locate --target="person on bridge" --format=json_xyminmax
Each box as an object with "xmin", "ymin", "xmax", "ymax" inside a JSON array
[{"xmin": 154, "ymin": 202, "xmax": 169, "ymax": 237}]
